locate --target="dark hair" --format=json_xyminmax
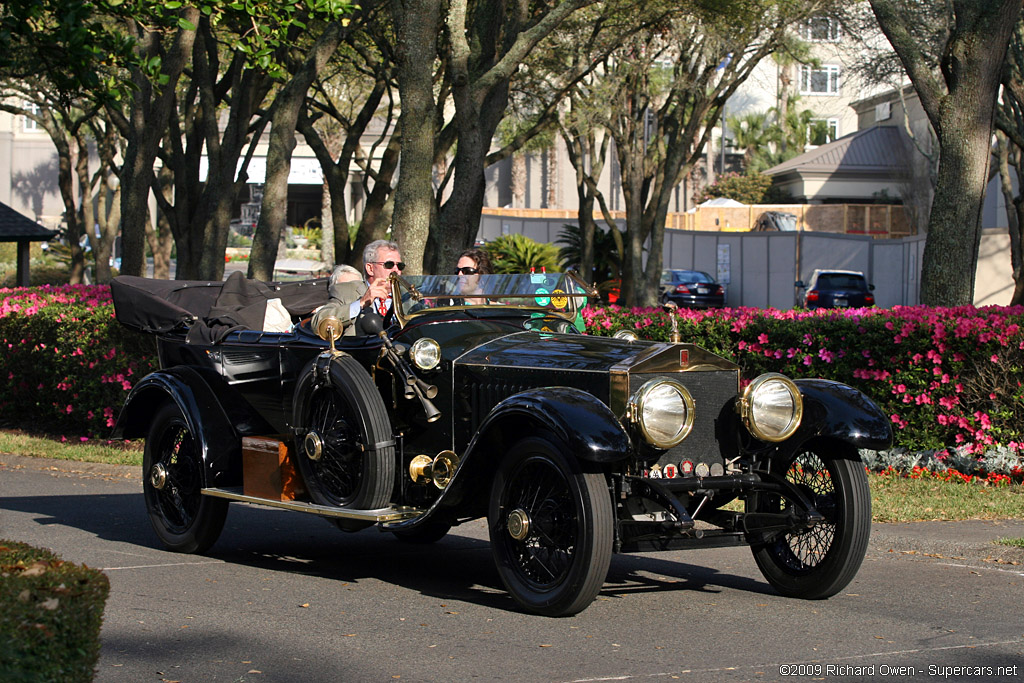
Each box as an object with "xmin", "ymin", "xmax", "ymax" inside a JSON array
[{"xmin": 458, "ymin": 248, "xmax": 492, "ymax": 275}]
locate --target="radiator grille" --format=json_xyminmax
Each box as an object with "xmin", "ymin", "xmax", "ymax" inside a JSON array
[{"xmin": 630, "ymin": 370, "xmax": 737, "ymax": 468}]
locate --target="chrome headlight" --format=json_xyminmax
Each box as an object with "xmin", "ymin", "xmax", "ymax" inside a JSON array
[
  {"xmin": 410, "ymin": 338, "xmax": 441, "ymax": 370},
  {"xmin": 629, "ymin": 379, "xmax": 694, "ymax": 448},
  {"xmin": 613, "ymin": 329, "xmax": 639, "ymax": 341},
  {"xmin": 740, "ymin": 373, "xmax": 802, "ymax": 442}
]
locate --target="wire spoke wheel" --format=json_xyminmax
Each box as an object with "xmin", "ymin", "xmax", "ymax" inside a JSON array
[
  {"xmin": 143, "ymin": 403, "xmax": 227, "ymax": 553},
  {"xmin": 294, "ymin": 355, "xmax": 394, "ymax": 520},
  {"xmin": 306, "ymin": 388, "xmax": 364, "ymax": 505},
  {"xmin": 751, "ymin": 439, "xmax": 871, "ymax": 599},
  {"xmin": 489, "ymin": 436, "xmax": 612, "ymax": 617}
]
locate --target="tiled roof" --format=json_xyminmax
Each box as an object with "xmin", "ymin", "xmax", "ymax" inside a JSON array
[
  {"xmin": 0, "ymin": 202, "xmax": 58, "ymax": 241},
  {"xmin": 763, "ymin": 125, "xmax": 909, "ymax": 176}
]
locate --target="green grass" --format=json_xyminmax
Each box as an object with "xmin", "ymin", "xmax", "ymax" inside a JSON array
[
  {"xmin": 867, "ymin": 472, "xmax": 1024, "ymax": 522},
  {"xmin": 2, "ymin": 430, "xmax": 1023, "ymax": 523},
  {"xmin": 996, "ymin": 536, "xmax": 1024, "ymax": 548},
  {"xmin": 0, "ymin": 430, "xmax": 143, "ymax": 467}
]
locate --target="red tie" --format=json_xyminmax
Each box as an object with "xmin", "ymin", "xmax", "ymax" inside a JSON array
[{"xmin": 376, "ymin": 297, "xmax": 391, "ymax": 317}]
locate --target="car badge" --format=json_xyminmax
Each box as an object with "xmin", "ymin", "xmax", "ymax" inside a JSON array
[
  {"xmin": 664, "ymin": 463, "xmax": 678, "ymax": 479},
  {"xmin": 694, "ymin": 462, "xmax": 711, "ymax": 478},
  {"xmin": 680, "ymin": 460, "xmax": 694, "ymax": 476},
  {"xmin": 648, "ymin": 464, "xmax": 663, "ymax": 478},
  {"xmin": 680, "ymin": 349, "xmax": 689, "ymax": 367}
]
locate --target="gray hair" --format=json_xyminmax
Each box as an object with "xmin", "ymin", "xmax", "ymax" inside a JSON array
[
  {"xmin": 330, "ymin": 264, "xmax": 363, "ymax": 285},
  {"xmin": 363, "ymin": 239, "xmax": 400, "ymax": 268}
]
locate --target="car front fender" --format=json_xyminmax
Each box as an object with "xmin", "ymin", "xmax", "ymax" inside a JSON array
[
  {"xmin": 789, "ymin": 378, "xmax": 893, "ymax": 453},
  {"xmin": 386, "ymin": 386, "xmax": 631, "ymax": 531},
  {"xmin": 111, "ymin": 367, "xmax": 242, "ymax": 487},
  {"xmin": 475, "ymin": 386, "xmax": 633, "ymax": 465}
]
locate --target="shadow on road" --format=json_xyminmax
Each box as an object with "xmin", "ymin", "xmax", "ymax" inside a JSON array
[{"xmin": 2, "ymin": 489, "xmax": 776, "ymax": 612}]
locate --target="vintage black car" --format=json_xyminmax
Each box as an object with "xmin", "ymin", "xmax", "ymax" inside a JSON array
[{"xmin": 111, "ymin": 271, "xmax": 891, "ymax": 617}]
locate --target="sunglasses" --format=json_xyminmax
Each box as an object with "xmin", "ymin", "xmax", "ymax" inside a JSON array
[
  {"xmin": 371, "ymin": 260, "xmax": 405, "ymax": 271},
  {"xmin": 454, "ymin": 266, "xmax": 480, "ymax": 275}
]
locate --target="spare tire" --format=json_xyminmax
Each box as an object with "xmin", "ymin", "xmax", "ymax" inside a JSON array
[{"xmin": 292, "ymin": 354, "xmax": 395, "ymax": 516}]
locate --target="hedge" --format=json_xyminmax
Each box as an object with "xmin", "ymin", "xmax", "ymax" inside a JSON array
[
  {"xmin": 0, "ymin": 285, "xmax": 157, "ymax": 438},
  {"xmin": 583, "ymin": 303, "xmax": 1024, "ymax": 454},
  {"xmin": 0, "ymin": 540, "xmax": 109, "ymax": 683},
  {"xmin": 2, "ymin": 283, "xmax": 1023, "ymax": 457}
]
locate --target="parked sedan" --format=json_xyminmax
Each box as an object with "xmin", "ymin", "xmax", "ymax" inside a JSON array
[
  {"xmin": 660, "ymin": 269, "xmax": 726, "ymax": 308},
  {"xmin": 796, "ymin": 269, "xmax": 876, "ymax": 309}
]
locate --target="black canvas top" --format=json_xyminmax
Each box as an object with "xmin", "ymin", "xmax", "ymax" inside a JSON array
[
  {"xmin": 111, "ymin": 273, "xmax": 330, "ymax": 343},
  {"xmin": 0, "ymin": 202, "xmax": 58, "ymax": 241}
]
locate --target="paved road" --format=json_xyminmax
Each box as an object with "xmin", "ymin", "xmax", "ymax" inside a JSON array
[{"xmin": 1, "ymin": 456, "xmax": 1022, "ymax": 683}]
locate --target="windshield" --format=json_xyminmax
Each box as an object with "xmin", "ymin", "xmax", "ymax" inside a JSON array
[{"xmin": 391, "ymin": 272, "xmax": 595, "ymax": 324}]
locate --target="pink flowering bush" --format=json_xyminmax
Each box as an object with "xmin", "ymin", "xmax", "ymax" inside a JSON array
[
  {"xmin": 583, "ymin": 303, "xmax": 1024, "ymax": 454},
  {"xmin": 0, "ymin": 285, "xmax": 157, "ymax": 438}
]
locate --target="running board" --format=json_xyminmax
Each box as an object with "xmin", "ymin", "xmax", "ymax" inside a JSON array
[{"xmin": 201, "ymin": 487, "xmax": 422, "ymax": 523}]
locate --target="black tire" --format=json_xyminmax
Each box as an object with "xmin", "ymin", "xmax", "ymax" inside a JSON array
[
  {"xmin": 750, "ymin": 440, "xmax": 871, "ymax": 599},
  {"xmin": 294, "ymin": 355, "xmax": 395, "ymax": 516},
  {"xmin": 391, "ymin": 519, "xmax": 453, "ymax": 544},
  {"xmin": 143, "ymin": 402, "xmax": 228, "ymax": 553},
  {"xmin": 488, "ymin": 436, "xmax": 613, "ymax": 617}
]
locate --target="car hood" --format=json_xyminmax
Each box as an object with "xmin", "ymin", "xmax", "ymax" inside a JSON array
[{"xmin": 454, "ymin": 331, "xmax": 738, "ymax": 374}]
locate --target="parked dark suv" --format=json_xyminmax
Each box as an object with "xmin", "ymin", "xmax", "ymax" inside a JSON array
[{"xmin": 796, "ymin": 269, "xmax": 876, "ymax": 309}]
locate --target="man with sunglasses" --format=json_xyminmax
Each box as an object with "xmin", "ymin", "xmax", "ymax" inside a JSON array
[{"xmin": 316, "ymin": 239, "xmax": 405, "ymax": 332}]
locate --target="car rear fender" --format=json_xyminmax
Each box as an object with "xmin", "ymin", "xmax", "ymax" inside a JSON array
[
  {"xmin": 784, "ymin": 379, "xmax": 892, "ymax": 454},
  {"xmin": 111, "ymin": 367, "xmax": 241, "ymax": 487}
]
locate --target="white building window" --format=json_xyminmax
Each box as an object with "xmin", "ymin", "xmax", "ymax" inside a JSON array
[
  {"xmin": 808, "ymin": 118, "xmax": 839, "ymax": 146},
  {"xmin": 799, "ymin": 65, "xmax": 841, "ymax": 95},
  {"xmin": 802, "ymin": 16, "xmax": 841, "ymax": 42},
  {"xmin": 22, "ymin": 101, "xmax": 41, "ymax": 132}
]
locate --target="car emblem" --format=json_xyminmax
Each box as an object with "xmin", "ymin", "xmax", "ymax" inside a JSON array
[
  {"xmin": 680, "ymin": 349, "xmax": 689, "ymax": 367},
  {"xmin": 664, "ymin": 464, "xmax": 678, "ymax": 478},
  {"xmin": 680, "ymin": 460, "xmax": 694, "ymax": 476}
]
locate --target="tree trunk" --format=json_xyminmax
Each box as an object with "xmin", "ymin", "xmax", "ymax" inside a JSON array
[
  {"xmin": 511, "ymin": 152, "xmax": 526, "ymax": 208},
  {"xmin": 118, "ymin": 11, "xmax": 198, "ymax": 277},
  {"xmin": 249, "ymin": 22, "xmax": 344, "ymax": 281},
  {"xmin": 320, "ymin": 178, "xmax": 335, "ymax": 266},
  {"xmin": 389, "ymin": 0, "xmax": 443, "ymax": 275},
  {"xmin": 871, "ymin": 0, "xmax": 1021, "ymax": 306},
  {"xmin": 997, "ymin": 134, "xmax": 1024, "ymax": 305}
]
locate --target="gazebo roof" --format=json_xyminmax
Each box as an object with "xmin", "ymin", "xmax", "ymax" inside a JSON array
[{"xmin": 0, "ymin": 202, "xmax": 58, "ymax": 242}]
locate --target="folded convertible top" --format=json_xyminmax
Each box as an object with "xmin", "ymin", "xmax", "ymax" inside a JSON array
[{"xmin": 111, "ymin": 273, "xmax": 329, "ymax": 341}]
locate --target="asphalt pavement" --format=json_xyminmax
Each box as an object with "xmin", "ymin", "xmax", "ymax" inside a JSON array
[
  {"xmin": 3, "ymin": 453, "xmax": 1021, "ymax": 567},
  {"xmin": 2, "ymin": 453, "xmax": 1023, "ymax": 683}
]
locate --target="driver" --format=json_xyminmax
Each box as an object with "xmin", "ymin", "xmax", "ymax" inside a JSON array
[{"xmin": 312, "ymin": 240, "xmax": 404, "ymax": 335}]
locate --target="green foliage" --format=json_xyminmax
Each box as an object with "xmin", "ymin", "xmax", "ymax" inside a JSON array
[
  {"xmin": 555, "ymin": 223, "xmax": 621, "ymax": 283},
  {"xmin": 0, "ymin": 539, "xmax": 109, "ymax": 683},
  {"xmin": 227, "ymin": 230, "xmax": 253, "ymax": 248},
  {"xmin": 702, "ymin": 172, "xmax": 777, "ymax": 204},
  {"xmin": 0, "ymin": 285, "xmax": 158, "ymax": 437},
  {"xmin": 291, "ymin": 226, "xmax": 322, "ymax": 249},
  {"xmin": 485, "ymin": 234, "xmax": 562, "ymax": 274},
  {"xmin": 582, "ymin": 303, "xmax": 1024, "ymax": 454}
]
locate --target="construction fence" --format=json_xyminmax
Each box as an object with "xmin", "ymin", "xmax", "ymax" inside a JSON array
[{"xmin": 482, "ymin": 204, "xmax": 917, "ymax": 238}]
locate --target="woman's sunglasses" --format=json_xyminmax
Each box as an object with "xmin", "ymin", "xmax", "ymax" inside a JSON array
[
  {"xmin": 454, "ymin": 267, "xmax": 480, "ymax": 275},
  {"xmin": 371, "ymin": 260, "xmax": 405, "ymax": 271}
]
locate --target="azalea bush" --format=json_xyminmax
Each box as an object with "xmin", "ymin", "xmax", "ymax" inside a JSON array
[
  {"xmin": 583, "ymin": 303, "xmax": 1024, "ymax": 457},
  {"xmin": 0, "ymin": 285, "xmax": 157, "ymax": 439}
]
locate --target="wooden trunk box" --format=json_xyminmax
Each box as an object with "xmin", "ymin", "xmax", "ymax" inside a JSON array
[{"xmin": 242, "ymin": 436, "xmax": 306, "ymax": 501}]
